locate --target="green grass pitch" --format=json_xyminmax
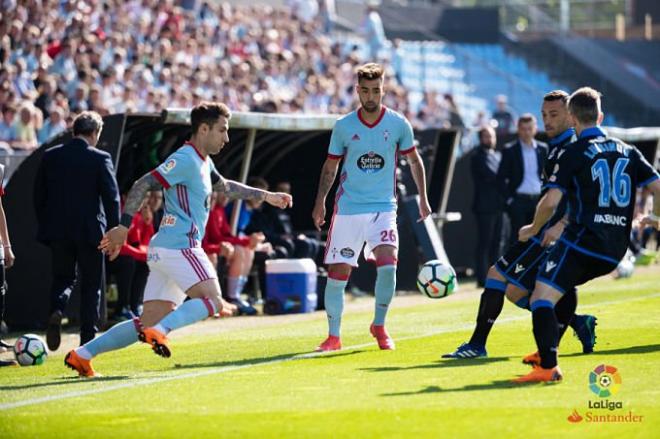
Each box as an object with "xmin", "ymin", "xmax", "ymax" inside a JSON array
[{"xmin": 1, "ymin": 269, "xmax": 658, "ymax": 438}]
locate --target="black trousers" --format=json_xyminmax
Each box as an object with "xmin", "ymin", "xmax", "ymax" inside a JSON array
[
  {"xmin": 507, "ymin": 195, "xmax": 539, "ymax": 246},
  {"xmin": 49, "ymin": 240, "xmax": 104, "ymax": 342},
  {"xmin": 107, "ymin": 255, "xmax": 149, "ymax": 315},
  {"xmin": 0, "ymin": 260, "xmax": 5, "ymax": 327},
  {"xmin": 474, "ymin": 212, "xmax": 503, "ymax": 287}
]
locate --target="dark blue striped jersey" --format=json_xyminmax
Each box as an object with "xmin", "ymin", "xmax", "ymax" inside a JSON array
[
  {"xmin": 546, "ymin": 126, "xmax": 659, "ymax": 263},
  {"xmin": 542, "ymin": 128, "xmax": 576, "ymax": 228}
]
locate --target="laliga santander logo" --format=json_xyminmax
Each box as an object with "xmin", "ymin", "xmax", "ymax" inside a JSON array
[
  {"xmin": 567, "ymin": 364, "xmax": 643, "ymax": 423},
  {"xmin": 567, "ymin": 409, "xmax": 583, "ymax": 423},
  {"xmin": 589, "ymin": 364, "xmax": 622, "ymax": 398}
]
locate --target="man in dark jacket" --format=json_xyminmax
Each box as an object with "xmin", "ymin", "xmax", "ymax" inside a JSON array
[
  {"xmin": 471, "ymin": 126, "xmax": 504, "ymax": 287},
  {"xmin": 34, "ymin": 111, "xmax": 120, "ymax": 350},
  {"xmin": 496, "ymin": 114, "xmax": 548, "ymax": 246},
  {"xmin": 247, "ymin": 181, "xmax": 322, "ymax": 262}
]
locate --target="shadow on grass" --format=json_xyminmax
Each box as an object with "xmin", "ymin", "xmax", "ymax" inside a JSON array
[
  {"xmin": 297, "ymin": 350, "xmax": 367, "ymax": 361},
  {"xmin": 381, "ymin": 379, "xmax": 538, "ymax": 396},
  {"xmin": 562, "ymin": 343, "xmax": 660, "ymax": 358},
  {"xmin": 360, "ymin": 356, "xmax": 509, "ymax": 373},
  {"xmin": 172, "ymin": 351, "xmax": 308, "ymax": 370},
  {"xmin": 0, "ymin": 374, "xmax": 130, "ymax": 391},
  {"xmin": 174, "ymin": 348, "xmax": 367, "ymax": 370}
]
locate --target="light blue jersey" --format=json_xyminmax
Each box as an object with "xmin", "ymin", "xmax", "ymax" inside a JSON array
[
  {"xmin": 328, "ymin": 106, "xmax": 415, "ymax": 215},
  {"xmin": 149, "ymin": 143, "xmax": 216, "ymax": 249}
]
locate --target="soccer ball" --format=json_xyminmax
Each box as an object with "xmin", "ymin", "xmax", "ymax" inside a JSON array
[
  {"xmin": 615, "ymin": 252, "xmax": 635, "ymax": 279},
  {"xmin": 416, "ymin": 260, "xmax": 457, "ymax": 299},
  {"xmin": 13, "ymin": 334, "xmax": 48, "ymax": 366}
]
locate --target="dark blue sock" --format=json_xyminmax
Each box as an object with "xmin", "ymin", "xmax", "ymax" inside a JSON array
[
  {"xmin": 469, "ymin": 278, "xmax": 506, "ymax": 348},
  {"xmin": 555, "ymin": 288, "xmax": 577, "ymax": 341},
  {"xmin": 531, "ymin": 300, "xmax": 559, "ymax": 369}
]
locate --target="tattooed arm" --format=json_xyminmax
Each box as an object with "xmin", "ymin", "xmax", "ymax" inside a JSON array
[
  {"xmin": 119, "ymin": 173, "xmax": 163, "ymax": 227},
  {"xmin": 99, "ymin": 172, "xmax": 163, "ymax": 260},
  {"xmin": 311, "ymin": 157, "xmax": 341, "ymax": 230},
  {"xmin": 212, "ymin": 174, "xmax": 267, "ymax": 202},
  {"xmin": 213, "ymin": 173, "xmax": 293, "ymax": 209}
]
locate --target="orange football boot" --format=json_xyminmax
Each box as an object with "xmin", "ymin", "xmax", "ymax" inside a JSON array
[
  {"xmin": 64, "ymin": 350, "xmax": 98, "ymax": 378},
  {"xmin": 513, "ymin": 366, "xmax": 563, "ymax": 383},
  {"xmin": 138, "ymin": 327, "xmax": 171, "ymax": 358},
  {"xmin": 522, "ymin": 351, "xmax": 541, "ymax": 367}
]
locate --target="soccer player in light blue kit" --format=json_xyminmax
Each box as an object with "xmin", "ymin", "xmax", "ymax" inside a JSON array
[
  {"xmin": 312, "ymin": 63, "xmax": 432, "ymax": 351},
  {"xmin": 65, "ymin": 102, "xmax": 292, "ymax": 377}
]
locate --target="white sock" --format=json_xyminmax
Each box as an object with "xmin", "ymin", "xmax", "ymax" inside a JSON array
[
  {"xmin": 75, "ymin": 346, "xmax": 93, "ymax": 360},
  {"xmin": 153, "ymin": 323, "xmax": 169, "ymax": 335}
]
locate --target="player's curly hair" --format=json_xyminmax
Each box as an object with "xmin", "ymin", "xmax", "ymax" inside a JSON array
[
  {"xmin": 356, "ymin": 63, "xmax": 384, "ymax": 82},
  {"xmin": 568, "ymin": 87, "xmax": 602, "ymax": 125},
  {"xmin": 190, "ymin": 102, "xmax": 231, "ymax": 133}
]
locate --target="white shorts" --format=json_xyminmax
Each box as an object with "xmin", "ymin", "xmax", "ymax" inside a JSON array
[
  {"xmin": 143, "ymin": 247, "xmax": 218, "ymax": 306},
  {"xmin": 324, "ymin": 211, "xmax": 398, "ymax": 267}
]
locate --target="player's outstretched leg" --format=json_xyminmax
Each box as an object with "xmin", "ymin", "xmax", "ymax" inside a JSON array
[
  {"xmin": 371, "ymin": 254, "xmax": 397, "ymax": 350},
  {"xmin": 141, "ymin": 297, "xmax": 218, "ymax": 358},
  {"xmin": 443, "ymin": 267, "xmax": 505, "ymax": 359},
  {"xmin": 65, "ymin": 317, "xmax": 143, "ymax": 377},
  {"xmin": 316, "ymin": 267, "xmax": 349, "ymax": 352}
]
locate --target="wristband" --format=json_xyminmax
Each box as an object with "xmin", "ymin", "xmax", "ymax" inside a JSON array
[
  {"xmin": 649, "ymin": 213, "xmax": 660, "ymax": 222},
  {"xmin": 120, "ymin": 213, "xmax": 134, "ymax": 228}
]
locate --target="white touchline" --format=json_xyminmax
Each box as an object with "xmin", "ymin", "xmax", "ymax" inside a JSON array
[{"xmin": 1, "ymin": 291, "xmax": 659, "ymax": 411}]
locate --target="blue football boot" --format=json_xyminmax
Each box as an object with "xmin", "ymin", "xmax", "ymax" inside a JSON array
[{"xmin": 442, "ymin": 342, "xmax": 488, "ymax": 359}]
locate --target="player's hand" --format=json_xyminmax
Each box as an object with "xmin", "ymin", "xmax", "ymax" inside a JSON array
[
  {"xmin": 640, "ymin": 215, "xmax": 660, "ymax": 231},
  {"xmin": 541, "ymin": 221, "xmax": 565, "ymax": 247},
  {"xmin": 312, "ymin": 202, "xmax": 326, "ymax": 231},
  {"xmin": 518, "ymin": 224, "xmax": 537, "ymax": 243},
  {"xmin": 256, "ymin": 242, "xmax": 273, "ymax": 254},
  {"xmin": 248, "ymin": 232, "xmax": 265, "ymax": 249},
  {"xmin": 417, "ymin": 199, "xmax": 432, "ymax": 223},
  {"xmin": 4, "ymin": 247, "xmax": 15, "ymax": 269},
  {"xmin": 216, "ymin": 297, "xmax": 237, "ymax": 318},
  {"xmin": 98, "ymin": 225, "xmax": 129, "ymax": 261},
  {"xmin": 220, "ymin": 242, "xmax": 234, "ymax": 259},
  {"xmin": 265, "ymin": 192, "xmax": 293, "ymax": 209}
]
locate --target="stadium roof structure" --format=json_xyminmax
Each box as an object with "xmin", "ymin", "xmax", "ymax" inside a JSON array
[
  {"xmin": 162, "ymin": 108, "xmax": 342, "ymax": 233},
  {"xmin": 161, "ymin": 108, "xmax": 341, "ymax": 131}
]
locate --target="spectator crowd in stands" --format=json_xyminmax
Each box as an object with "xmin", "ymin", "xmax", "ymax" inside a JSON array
[{"xmin": 0, "ymin": 0, "xmax": 509, "ymax": 154}]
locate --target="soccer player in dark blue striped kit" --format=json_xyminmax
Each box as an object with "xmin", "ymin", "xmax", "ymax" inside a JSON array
[
  {"xmin": 444, "ymin": 90, "xmax": 597, "ymax": 360},
  {"xmin": 514, "ymin": 87, "xmax": 660, "ymax": 382}
]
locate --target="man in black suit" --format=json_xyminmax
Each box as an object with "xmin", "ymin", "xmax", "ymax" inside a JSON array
[
  {"xmin": 34, "ymin": 111, "xmax": 120, "ymax": 350},
  {"xmin": 470, "ymin": 126, "xmax": 504, "ymax": 287},
  {"xmin": 497, "ymin": 114, "xmax": 547, "ymax": 246}
]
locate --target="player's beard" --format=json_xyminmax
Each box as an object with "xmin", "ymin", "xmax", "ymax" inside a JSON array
[{"xmin": 361, "ymin": 101, "xmax": 379, "ymax": 113}]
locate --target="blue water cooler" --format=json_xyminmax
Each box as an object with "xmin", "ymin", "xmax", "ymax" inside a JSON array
[{"xmin": 264, "ymin": 259, "xmax": 317, "ymax": 315}]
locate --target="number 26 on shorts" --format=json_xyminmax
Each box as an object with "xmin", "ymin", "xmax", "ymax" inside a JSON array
[{"xmin": 380, "ymin": 229, "xmax": 397, "ymax": 242}]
